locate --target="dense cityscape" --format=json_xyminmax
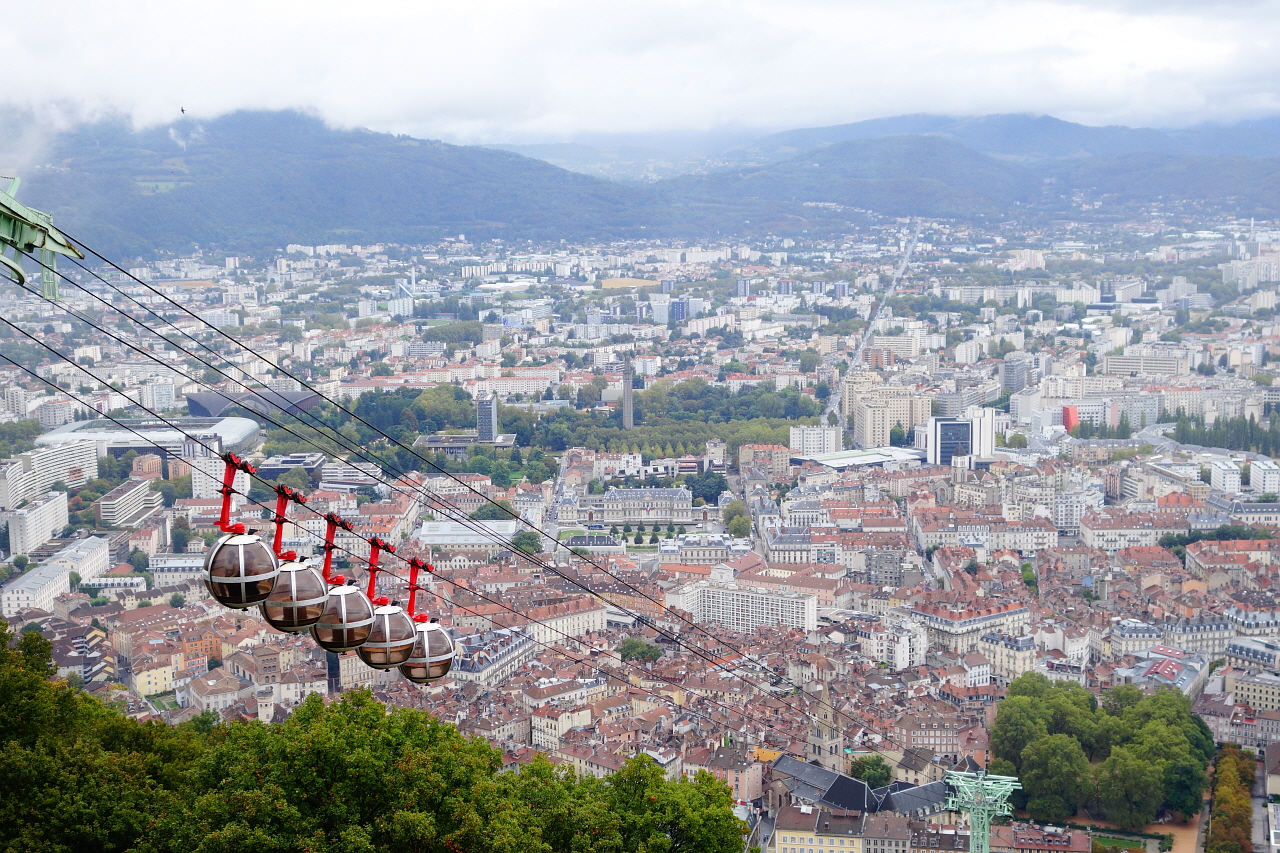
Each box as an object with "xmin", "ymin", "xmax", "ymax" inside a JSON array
[{"xmin": 4, "ymin": 201, "xmax": 1280, "ymax": 850}]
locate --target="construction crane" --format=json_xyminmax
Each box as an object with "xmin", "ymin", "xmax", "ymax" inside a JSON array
[{"xmin": 0, "ymin": 176, "xmax": 84, "ymax": 298}]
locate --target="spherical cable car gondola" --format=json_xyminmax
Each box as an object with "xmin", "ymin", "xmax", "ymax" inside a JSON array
[
  {"xmin": 311, "ymin": 582, "xmax": 376, "ymax": 653},
  {"xmin": 260, "ymin": 553, "xmax": 329, "ymax": 632},
  {"xmin": 204, "ymin": 527, "xmax": 279, "ymax": 609},
  {"xmin": 359, "ymin": 602, "xmax": 417, "ymax": 669},
  {"xmin": 203, "ymin": 455, "xmax": 280, "ymax": 609},
  {"xmin": 400, "ymin": 617, "xmax": 456, "ymax": 684},
  {"xmin": 399, "ymin": 559, "xmax": 456, "ymax": 683},
  {"xmin": 355, "ymin": 538, "xmax": 416, "ymax": 668}
]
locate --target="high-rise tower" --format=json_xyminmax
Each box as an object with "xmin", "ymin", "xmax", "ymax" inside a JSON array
[
  {"xmin": 622, "ymin": 355, "xmax": 634, "ymax": 430},
  {"xmin": 476, "ymin": 390, "xmax": 499, "ymax": 443}
]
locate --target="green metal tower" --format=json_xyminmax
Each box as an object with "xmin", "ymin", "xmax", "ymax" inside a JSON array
[
  {"xmin": 945, "ymin": 770, "xmax": 1021, "ymax": 853},
  {"xmin": 0, "ymin": 176, "xmax": 84, "ymax": 297}
]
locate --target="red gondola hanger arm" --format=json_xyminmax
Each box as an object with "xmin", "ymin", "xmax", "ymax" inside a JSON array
[
  {"xmin": 365, "ymin": 537, "xmax": 395, "ymax": 605},
  {"xmin": 320, "ymin": 512, "xmax": 354, "ymax": 585},
  {"xmin": 406, "ymin": 557, "xmax": 435, "ymax": 621},
  {"xmin": 216, "ymin": 452, "xmax": 258, "ymax": 534},
  {"xmin": 271, "ymin": 484, "xmax": 308, "ymax": 559}
]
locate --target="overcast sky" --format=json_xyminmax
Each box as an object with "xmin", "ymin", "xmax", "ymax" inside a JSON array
[{"xmin": 6, "ymin": 0, "xmax": 1280, "ymax": 143}]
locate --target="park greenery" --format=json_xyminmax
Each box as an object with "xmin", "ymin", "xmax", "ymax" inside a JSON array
[
  {"xmin": 988, "ymin": 673, "xmax": 1212, "ymax": 829},
  {"xmin": 0, "ymin": 418, "xmax": 44, "ymax": 459},
  {"xmin": 1170, "ymin": 412, "xmax": 1280, "ymax": 456},
  {"xmin": 617, "ymin": 636, "xmax": 663, "ymax": 663},
  {"xmin": 1206, "ymin": 746, "xmax": 1254, "ymax": 853},
  {"xmin": 0, "ymin": 622, "xmax": 746, "ymax": 853}
]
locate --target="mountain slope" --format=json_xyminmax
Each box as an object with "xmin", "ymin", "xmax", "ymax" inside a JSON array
[
  {"xmin": 21, "ymin": 111, "xmax": 649, "ymax": 256},
  {"xmin": 17, "ymin": 110, "xmax": 1280, "ymax": 256},
  {"xmin": 730, "ymin": 113, "xmax": 1280, "ymax": 163},
  {"xmin": 658, "ymin": 135, "xmax": 1036, "ymax": 219}
]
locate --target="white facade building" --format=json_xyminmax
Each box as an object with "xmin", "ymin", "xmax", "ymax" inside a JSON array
[
  {"xmin": 1211, "ymin": 459, "xmax": 1242, "ymax": 494},
  {"xmin": 665, "ymin": 579, "xmax": 818, "ymax": 632},
  {"xmin": 187, "ymin": 455, "xmax": 250, "ymax": 504},
  {"xmin": 789, "ymin": 426, "xmax": 843, "ymax": 456},
  {"xmin": 0, "ymin": 441, "xmax": 99, "ymax": 510},
  {"xmin": 1253, "ymin": 459, "xmax": 1280, "ymax": 495},
  {"xmin": 0, "ymin": 536, "xmax": 107, "ymax": 617},
  {"xmin": 0, "ymin": 491, "xmax": 69, "ymax": 557}
]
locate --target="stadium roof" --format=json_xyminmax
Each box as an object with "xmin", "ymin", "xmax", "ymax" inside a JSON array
[
  {"xmin": 37, "ymin": 417, "xmax": 259, "ymax": 454},
  {"xmin": 792, "ymin": 446, "xmax": 926, "ymax": 470}
]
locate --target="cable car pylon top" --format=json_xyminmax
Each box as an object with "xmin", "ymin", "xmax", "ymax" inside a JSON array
[{"xmin": 0, "ymin": 176, "xmax": 84, "ymax": 297}]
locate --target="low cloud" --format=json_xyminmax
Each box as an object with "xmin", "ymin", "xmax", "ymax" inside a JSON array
[{"xmin": 3, "ymin": 1, "xmax": 1279, "ymax": 143}]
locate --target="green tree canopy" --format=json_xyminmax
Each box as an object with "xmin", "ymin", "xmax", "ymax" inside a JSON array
[
  {"xmin": 849, "ymin": 755, "xmax": 892, "ymax": 789},
  {"xmin": 617, "ymin": 636, "xmax": 662, "ymax": 663},
  {"xmin": 1019, "ymin": 734, "xmax": 1093, "ymax": 821},
  {"xmin": 511, "ymin": 530, "xmax": 543, "ymax": 555},
  {"xmin": 471, "ymin": 500, "xmax": 518, "ymax": 521},
  {"xmin": 0, "ymin": 621, "xmax": 746, "ymax": 853}
]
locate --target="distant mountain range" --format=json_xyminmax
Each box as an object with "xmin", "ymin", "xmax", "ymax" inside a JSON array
[{"xmin": 12, "ymin": 109, "xmax": 1280, "ymax": 257}]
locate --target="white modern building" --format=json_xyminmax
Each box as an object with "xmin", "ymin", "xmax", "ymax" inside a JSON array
[
  {"xmin": 789, "ymin": 426, "xmax": 843, "ymax": 456},
  {"xmin": 0, "ymin": 440, "xmax": 99, "ymax": 509},
  {"xmin": 1211, "ymin": 459, "xmax": 1242, "ymax": 494},
  {"xmin": 1253, "ymin": 459, "xmax": 1280, "ymax": 495},
  {"xmin": 413, "ymin": 520, "xmax": 524, "ymax": 556},
  {"xmin": 0, "ymin": 536, "xmax": 108, "ymax": 617},
  {"xmin": 45, "ymin": 536, "xmax": 111, "ymax": 581},
  {"xmin": 186, "ymin": 455, "xmax": 250, "ymax": 504},
  {"xmin": 665, "ymin": 579, "xmax": 818, "ymax": 632},
  {"xmin": 0, "ymin": 491, "xmax": 69, "ymax": 557}
]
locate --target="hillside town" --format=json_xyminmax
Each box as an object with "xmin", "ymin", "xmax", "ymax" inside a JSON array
[{"xmin": 7, "ymin": 217, "xmax": 1280, "ymax": 849}]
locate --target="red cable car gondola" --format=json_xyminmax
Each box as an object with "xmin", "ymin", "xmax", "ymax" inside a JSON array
[
  {"xmin": 399, "ymin": 559, "xmax": 456, "ymax": 683},
  {"xmin": 204, "ymin": 454, "xmax": 278, "ymax": 609},
  {"xmin": 260, "ymin": 554, "xmax": 328, "ymax": 632},
  {"xmin": 311, "ymin": 583, "xmax": 375, "ymax": 652}
]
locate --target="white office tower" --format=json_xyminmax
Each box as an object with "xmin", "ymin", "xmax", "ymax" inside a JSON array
[
  {"xmin": 965, "ymin": 406, "xmax": 999, "ymax": 459},
  {"xmin": 789, "ymin": 426, "xmax": 843, "ymax": 456},
  {"xmin": 187, "ymin": 455, "xmax": 250, "ymax": 506},
  {"xmin": 1210, "ymin": 459, "xmax": 1241, "ymax": 494},
  {"xmin": 1252, "ymin": 459, "xmax": 1280, "ymax": 495},
  {"xmin": 666, "ymin": 579, "xmax": 817, "ymax": 632},
  {"xmin": 0, "ymin": 491, "xmax": 69, "ymax": 557},
  {"xmin": 0, "ymin": 441, "xmax": 99, "ymax": 510}
]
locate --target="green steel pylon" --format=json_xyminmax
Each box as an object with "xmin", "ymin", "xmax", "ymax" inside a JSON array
[
  {"xmin": 0, "ymin": 176, "xmax": 84, "ymax": 297},
  {"xmin": 945, "ymin": 770, "xmax": 1021, "ymax": 853}
]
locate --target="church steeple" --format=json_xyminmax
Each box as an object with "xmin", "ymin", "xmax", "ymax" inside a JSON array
[{"xmin": 805, "ymin": 678, "xmax": 844, "ymax": 773}]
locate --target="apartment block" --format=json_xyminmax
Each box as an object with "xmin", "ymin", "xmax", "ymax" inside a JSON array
[
  {"xmin": 0, "ymin": 440, "xmax": 98, "ymax": 509},
  {"xmin": 0, "ymin": 491, "xmax": 69, "ymax": 556},
  {"xmin": 665, "ymin": 579, "xmax": 818, "ymax": 632}
]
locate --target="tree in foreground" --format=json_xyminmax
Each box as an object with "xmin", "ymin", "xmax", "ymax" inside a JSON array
[{"xmin": 0, "ymin": 623, "xmax": 745, "ymax": 853}]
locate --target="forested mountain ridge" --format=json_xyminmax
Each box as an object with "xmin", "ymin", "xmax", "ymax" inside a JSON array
[{"xmin": 16, "ymin": 109, "xmax": 1280, "ymax": 257}]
